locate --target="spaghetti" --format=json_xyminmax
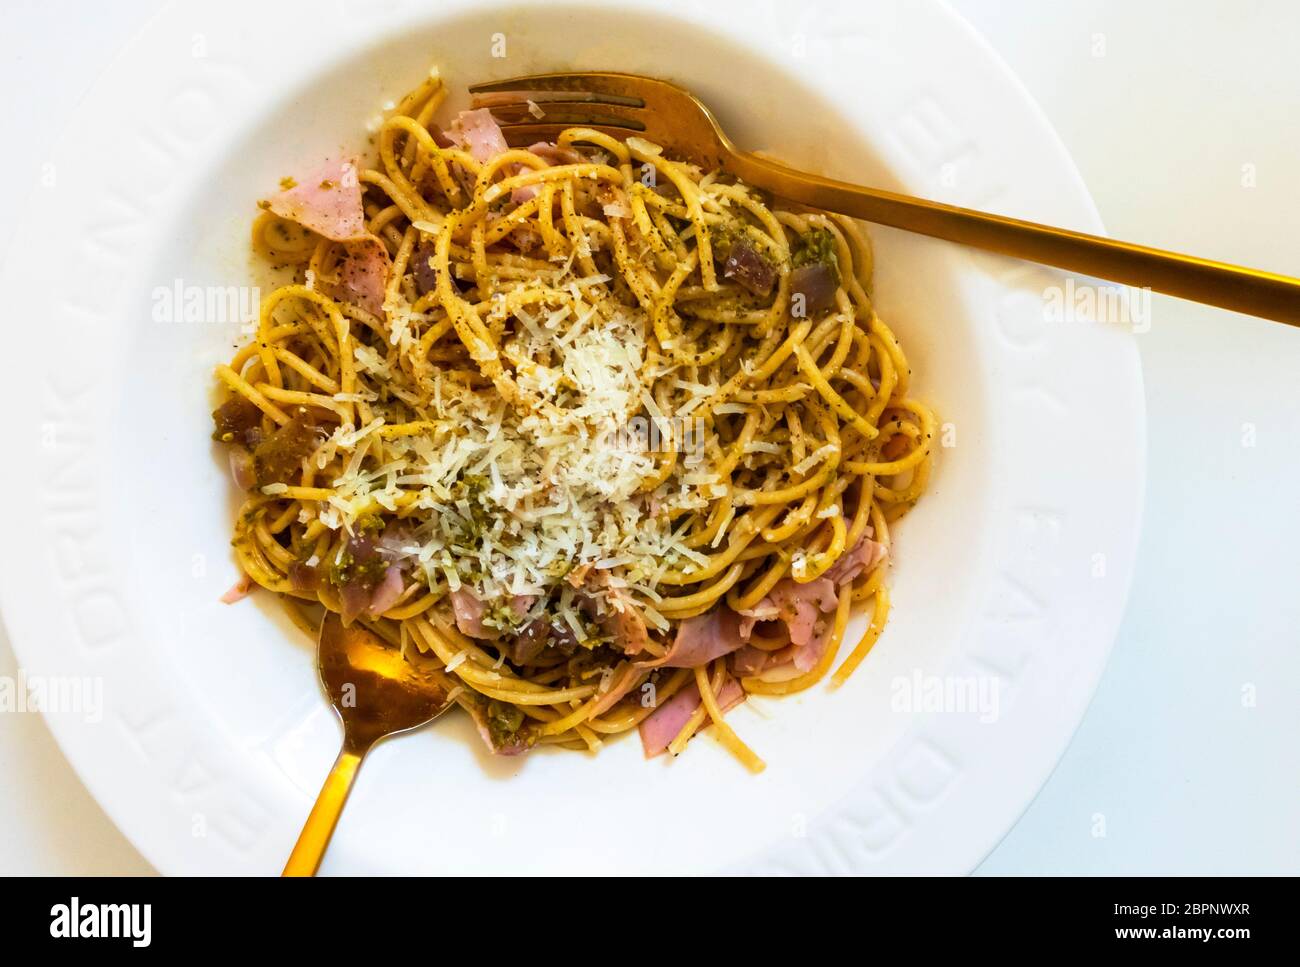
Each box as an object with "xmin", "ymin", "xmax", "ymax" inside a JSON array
[{"xmin": 212, "ymin": 68, "xmax": 935, "ymax": 771}]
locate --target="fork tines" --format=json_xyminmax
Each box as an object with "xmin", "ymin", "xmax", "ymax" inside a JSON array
[{"xmin": 469, "ymin": 72, "xmax": 650, "ymax": 137}]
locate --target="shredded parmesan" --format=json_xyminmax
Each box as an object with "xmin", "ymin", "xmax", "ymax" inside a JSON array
[{"xmin": 303, "ymin": 289, "xmax": 709, "ymax": 628}]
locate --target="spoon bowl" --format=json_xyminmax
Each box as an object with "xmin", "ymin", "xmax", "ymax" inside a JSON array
[{"xmin": 282, "ymin": 612, "xmax": 456, "ymax": 876}]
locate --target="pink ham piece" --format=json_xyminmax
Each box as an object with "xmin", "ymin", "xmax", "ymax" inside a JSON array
[
  {"xmin": 228, "ymin": 446, "xmax": 256, "ymax": 490},
  {"xmin": 266, "ymin": 157, "xmax": 366, "ymax": 240},
  {"xmin": 579, "ymin": 574, "xmax": 651, "ymax": 656},
  {"xmin": 448, "ymin": 109, "xmax": 510, "ymax": 164},
  {"xmin": 824, "ymin": 536, "xmax": 888, "ymax": 586},
  {"xmin": 528, "ymin": 142, "xmax": 583, "ymax": 166},
  {"xmin": 659, "ymin": 607, "xmax": 748, "ymax": 668},
  {"xmin": 736, "ymin": 642, "xmax": 819, "ymax": 682},
  {"xmin": 738, "ymin": 577, "xmax": 837, "ymax": 648},
  {"xmin": 288, "ymin": 560, "xmax": 318, "ymax": 592},
  {"xmin": 336, "ymin": 532, "xmax": 394, "ymax": 626},
  {"xmin": 791, "ymin": 622, "xmax": 833, "ymax": 673},
  {"xmin": 375, "ymin": 524, "xmax": 418, "ymax": 567},
  {"xmin": 730, "ymin": 645, "xmax": 770, "ymax": 676},
  {"xmin": 466, "ymin": 702, "xmax": 535, "ymax": 756},
  {"xmin": 639, "ymin": 678, "xmax": 745, "ymax": 758},
  {"xmin": 450, "ymin": 115, "xmax": 566, "ymax": 206},
  {"xmin": 220, "ymin": 572, "xmax": 253, "ymax": 604},
  {"xmin": 450, "ymin": 588, "xmax": 494, "ymax": 639},
  {"xmin": 339, "ymin": 581, "xmax": 372, "ymax": 627},
  {"xmin": 604, "ymin": 585, "xmax": 650, "ymax": 656},
  {"xmin": 447, "ymin": 112, "xmax": 553, "ymax": 205},
  {"xmin": 735, "ymin": 602, "xmax": 779, "ymax": 640},
  {"xmin": 367, "ymin": 565, "xmax": 405, "ymax": 616},
  {"xmin": 789, "ymin": 261, "xmax": 838, "ymax": 313},
  {"xmin": 749, "ymin": 649, "xmax": 809, "ymax": 682},
  {"xmin": 264, "ymin": 156, "xmax": 390, "ymax": 315},
  {"xmin": 449, "ymin": 590, "xmax": 534, "ymax": 640},
  {"xmin": 331, "ymin": 240, "xmax": 389, "ymax": 316},
  {"xmin": 510, "ymin": 142, "xmax": 584, "ymax": 203},
  {"xmin": 513, "ymin": 184, "xmax": 541, "ymax": 204},
  {"xmin": 737, "ymin": 577, "xmax": 839, "ymax": 673}
]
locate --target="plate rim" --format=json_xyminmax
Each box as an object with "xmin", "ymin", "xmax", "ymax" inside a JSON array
[{"xmin": 0, "ymin": 0, "xmax": 1145, "ymax": 874}]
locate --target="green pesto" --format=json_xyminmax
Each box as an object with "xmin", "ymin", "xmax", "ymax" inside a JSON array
[
  {"xmin": 485, "ymin": 699, "xmax": 525, "ymax": 747},
  {"xmin": 791, "ymin": 228, "xmax": 841, "ymax": 285},
  {"xmin": 326, "ymin": 547, "xmax": 387, "ymax": 590}
]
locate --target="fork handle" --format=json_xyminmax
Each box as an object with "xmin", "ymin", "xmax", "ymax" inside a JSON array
[
  {"xmin": 729, "ymin": 152, "xmax": 1300, "ymax": 326},
  {"xmin": 282, "ymin": 745, "xmax": 366, "ymax": 877}
]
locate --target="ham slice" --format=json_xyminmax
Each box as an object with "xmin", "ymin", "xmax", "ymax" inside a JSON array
[
  {"xmin": 735, "ymin": 642, "xmax": 819, "ymax": 681},
  {"xmin": 220, "ymin": 573, "xmax": 253, "ymax": 604},
  {"xmin": 508, "ymin": 142, "xmax": 584, "ymax": 204},
  {"xmin": 659, "ymin": 607, "xmax": 748, "ymax": 668},
  {"xmin": 736, "ymin": 602, "xmax": 778, "ymax": 640},
  {"xmin": 736, "ymin": 577, "xmax": 840, "ymax": 673},
  {"xmin": 528, "ymin": 142, "xmax": 583, "ymax": 166},
  {"xmin": 331, "ymin": 240, "xmax": 389, "ymax": 316},
  {"xmin": 467, "ymin": 701, "xmax": 535, "ymax": 756},
  {"xmin": 730, "ymin": 644, "xmax": 770, "ymax": 676},
  {"xmin": 451, "ymin": 589, "xmax": 537, "ymax": 641},
  {"xmin": 450, "ymin": 115, "xmax": 572, "ymax": 206},
  {"xmin": 266, "ymin": 157, "xmax": 367, "ymax": 240},
  {"xmin": 578, "ymin": 574, "xmax": 651, "ymax": 656},
  {"xmin": 264, "ymin": 156, "xmax": 390, "ymax": 315},
  {"xmin": 791, "ymin": 622, "xmax": 833, "ymax": 673},
  {"xmin": 751, "ymin": 654, "xmax": 809, "ymax": 682},
  {"xmin": 639, "ymin": 678, "xmax": 745, "ymax": 758},
  {"xmin": 367, "ymin": 565, "xmax": 405, "ymax": 616},
  {"xmin": 602, "ymin": 585, "xmax": 651, "ymax": 656},
  {"xmin": 339, "ymin": 580, "xmax": 371, "ymax": 625},
  {"xmin": 450, "ymin": 588, "xmax": 494, "ymax": 639},
  {"xmin": 334, "ymin": 532, "xmax": 401, "ymax": 626},
  {"xmin": 448, "ymin": 109, "xmax": 510, "ymax": 163},
  {"xmin": 287, "ymin": 560, "xmax": 318, "ymax": 592},
  {"xmin": 738, "ymin": 577, "xmax": 837, "ymax": 647},
  {"xmin": 824, "ymin": 536, "xmax": 888, "ymax": 586},
  {"xmin": 722, "ymin": 238, "xmax": 776, "ymax": 296},
  {"xmin": 228, "ymin": 446, "xmax": 256, "ymax": 490}
]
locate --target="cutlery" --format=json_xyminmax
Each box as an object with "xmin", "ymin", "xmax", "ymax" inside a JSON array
[
  {"xmin": 471, "ymin": 71, "xmax": 1300, "ymax": 325},
  {"xmin": 282, "ymin": 612, "xmax": 455, "ymax": 876}
]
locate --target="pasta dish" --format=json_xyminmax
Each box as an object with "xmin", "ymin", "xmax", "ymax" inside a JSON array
[{"xmin": 211, "ymin": 67, "xmax": 935, "ymax": 771}]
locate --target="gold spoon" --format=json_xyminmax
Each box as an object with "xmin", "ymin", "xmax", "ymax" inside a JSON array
[
  {"xmin": 282, "ymin": 612, "xmax": 455, "ymax": 876},
  {"xmin": 472, "ymin": 72, "xmax": 1300, "ymax": 326}
]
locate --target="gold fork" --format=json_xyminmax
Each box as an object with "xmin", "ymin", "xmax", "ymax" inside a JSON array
[{"xmin": 471, "ymin": 72, "xmax": 1300, "ymax": 325}]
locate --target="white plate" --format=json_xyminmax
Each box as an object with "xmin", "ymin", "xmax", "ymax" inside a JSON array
[{"xmin": 0, "ymin": 0, "xmax": 1143, "ymax": 874}]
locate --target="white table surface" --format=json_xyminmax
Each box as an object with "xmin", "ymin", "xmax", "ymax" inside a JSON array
[{"xmin": 1, "ymin": 0, "xmax": 1296, "ymax": 875}]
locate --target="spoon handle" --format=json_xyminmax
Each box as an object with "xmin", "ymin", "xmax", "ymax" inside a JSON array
[{"xmin": 283, "ymin": 746, "xmax": 366, "ymax": 876}]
